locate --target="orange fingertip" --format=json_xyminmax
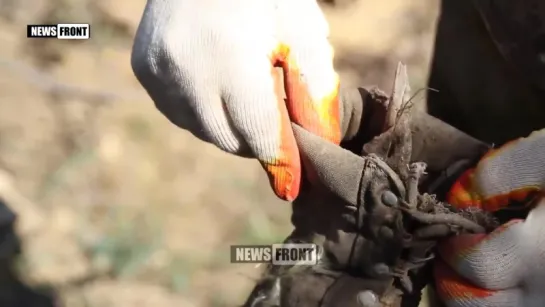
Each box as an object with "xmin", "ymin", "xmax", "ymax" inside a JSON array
[
  {"xmin": 264, "ymin": 160, "xmax": 300, "ymax": 201},
  {"xmin": 262, "ymin": 121, "xmax": 300, "ymax": 200},
  {"xmin": 434, "ymin": 259, "xmax": 495, "ymax": 301},
  {"xmin": 447, "ymin": 167, "xmax": 538, "ymax": 212},
  {"xmin": 270, "ymin": 43, "xmax": 342, "ymax": 145},
  {"xmin": 263, "ymin": 63, "xmax": 302, "ymax": 201},
  {"xmin": 447, "ymin": 168, "xmax": 483, "ymax": 210}
]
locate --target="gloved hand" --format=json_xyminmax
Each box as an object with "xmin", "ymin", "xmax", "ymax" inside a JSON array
[
  {"xmin": 435, "ymin": 129, "xmax": 545, "ymax": 307},
  {"xmin": 131, "ymin": 0, "xmax": 342, "ymax": 201}
]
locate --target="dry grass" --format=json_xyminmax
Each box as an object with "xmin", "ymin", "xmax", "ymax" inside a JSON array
[{"xmin": 0, "ymin": 0, "xmax": 438, "ymax": 306}]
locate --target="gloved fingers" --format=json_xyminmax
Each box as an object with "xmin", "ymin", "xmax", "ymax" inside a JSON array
[
  {"xmin": 437, "ymin": 219, "xmax": 526, "ymax": 290},
  {"xmin": 448, "ymin": 129, "xmax": 545, "ymax": 211},
  {"xmin": 274, "ymin": 1, "xmax": 342, "ymax": 145},
  {"xmin": 222, "ymin": 52, "xmax": 301, "ymax": 201},
  {"xmin": 436, "ymin": 195, "xmax": 545, "ymax": 306},
  {"xmin": 434, "ymin": 259, "xmax": 524, "ymax": 307},
  {"xmin": 187, "ymin": 88, "xmax": 253, "ymax": 157},
  {"xmin": 279, "ymin": 45, "xmax": 342, "ymax": 145}
]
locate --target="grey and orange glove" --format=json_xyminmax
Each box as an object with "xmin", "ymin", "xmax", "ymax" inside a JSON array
[
  {"xmin": 131, "ymin": 0, "xmax": 342, "ymax": 201},
  {"xmin": 435, "ymin": 129, "xmax": 545, "ymax": 307}
]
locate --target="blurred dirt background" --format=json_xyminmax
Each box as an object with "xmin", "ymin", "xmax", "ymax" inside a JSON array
[{"xmin": 0, "ymin": 0, "xmax": 439, "ymax": 306}]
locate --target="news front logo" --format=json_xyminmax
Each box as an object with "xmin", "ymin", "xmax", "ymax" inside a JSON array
[
  {"xmin": 27, "ymin": 24, "xmax": 90, "ymax": 40},
  {"xmin": 230, "ymin": 243, "xmax": 319, "ymax": 265}
]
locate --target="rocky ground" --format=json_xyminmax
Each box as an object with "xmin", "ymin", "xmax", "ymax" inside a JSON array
[{"xmin": 0, "ymin": 0, "xmax": 438, "ymax": 306}]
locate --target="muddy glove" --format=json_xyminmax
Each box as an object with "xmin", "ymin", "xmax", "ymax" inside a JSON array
[
  {"xmin": 131, "ymin": 0, "xmax": 342, "ymax": 200},
  {"xmin": 436, "ymin": 129, "xmax": 545, "ymax": 307},
  {"xmin": 243, "ymin": 71, "xmax": 494, "ymax": 307}
]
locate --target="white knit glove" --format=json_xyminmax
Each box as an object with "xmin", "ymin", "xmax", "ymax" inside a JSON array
[
  {"xmin": 131, "ymin": 0, "xmax": 342, "ymax": 200},
  {"xmin": 436, "ymin": 129, "xmax": 545, "ymax": 307}
]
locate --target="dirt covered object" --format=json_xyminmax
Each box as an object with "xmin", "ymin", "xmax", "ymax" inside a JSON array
[{"xmin": 243, "ymin": 64, "xmax": 497, "ymax": 307}]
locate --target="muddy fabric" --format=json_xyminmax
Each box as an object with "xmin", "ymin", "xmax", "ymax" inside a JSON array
[{"xmin": 243, "ymin": 87, "xmax": 491, "ymax": 307}]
